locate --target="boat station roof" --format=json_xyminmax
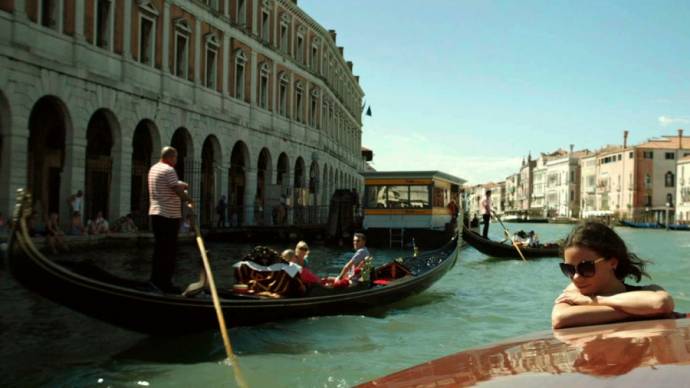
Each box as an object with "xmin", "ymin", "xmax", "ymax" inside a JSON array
[{"xmin": 362, "ymin": 170, "xmax": 466, "ymax": 185}]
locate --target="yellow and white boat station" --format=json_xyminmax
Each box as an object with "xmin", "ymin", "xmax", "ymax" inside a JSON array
[{"xmin": 362, "ymin": 171, "xmax": 465, "ymax": 248}]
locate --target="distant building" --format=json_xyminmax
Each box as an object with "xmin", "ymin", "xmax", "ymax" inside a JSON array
[
  {"xmin": 504, "ymin": 173, "xmax": 520, "ymax": 212},
  {"xmin": 543, "ymin": 146, "xmax": 589, "ymax": 218},
  {"xmin": 516, "ymin": 154, "xmax": 536, "ymax": 212},
  {"xmin": 677, "ymin": 156, "xmax": 690, "ymax": 223},
  {"xmin": 580, "ymin": 130, "xmax": 690, "ymax": 222}
]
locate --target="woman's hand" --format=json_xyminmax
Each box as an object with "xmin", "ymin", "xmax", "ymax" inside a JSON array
[{"xmin": 555, "ymin": 290, "xmax": 596, "ymax": 306}]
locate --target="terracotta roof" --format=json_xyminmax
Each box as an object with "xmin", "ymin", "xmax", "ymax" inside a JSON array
[{"xmin": 636, "ymin": 136, "xmax": 690, "ymax": 150}]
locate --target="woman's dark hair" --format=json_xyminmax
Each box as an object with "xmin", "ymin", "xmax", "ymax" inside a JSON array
[{"xmin": 561, "ymin": 221, "xmax": 649, "ymax": 282}]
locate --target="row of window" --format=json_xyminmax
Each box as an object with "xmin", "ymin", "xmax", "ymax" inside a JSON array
[{"xmin": 24, "ymin": 0, "xmax": 362, "ymax": 119}]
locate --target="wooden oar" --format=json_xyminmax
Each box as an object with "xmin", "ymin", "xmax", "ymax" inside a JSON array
[
  {"xmin": 187, "ymin": 206, "xmax": 248, "ymax": 388},
  {"xmin": 491, "ymin": 210, "xmax": 527, "ymax": 262}
]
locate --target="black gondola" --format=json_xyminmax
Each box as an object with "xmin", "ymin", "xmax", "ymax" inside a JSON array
[
  {"xmin": 7, "ymin": 190, "xmax": 459, "ymax": 335},
  {"xmin": 461, "ymin": 224, "xmax": 560, "ymax": 259}
]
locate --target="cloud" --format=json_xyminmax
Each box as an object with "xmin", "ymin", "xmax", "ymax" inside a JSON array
[{"xmin": 658, "ymin": 115, "xmax": 690, "ymax": 127}]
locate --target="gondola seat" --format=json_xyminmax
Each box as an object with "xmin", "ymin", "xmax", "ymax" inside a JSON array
[
  {"xmin": 371, "ymin": 261, "xmax": 412, "ymax": 286},
  {"xmin": 233, "ymin": 261, "xmax": 306, "ymax": 297}
]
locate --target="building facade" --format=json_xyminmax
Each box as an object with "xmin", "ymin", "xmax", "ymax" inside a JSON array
[
  {"xmin": 0, "ymin": 0, "xmax": 366, "ymax": 227},
  {"xmin": 543, "ymin": 148, "xmax": 587, "ymax": 218},
  {"xmin": 677, "ymin": 156, "xmax": 690, "ymax": 223},
  {"xmin": 516, "ymin": 154, "xmax": 535, "ymax": 212}
]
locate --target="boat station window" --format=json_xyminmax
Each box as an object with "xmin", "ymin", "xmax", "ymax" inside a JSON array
[{"xmin": 365, "ymin": 185, "xmax": 430, "ymax": 208}]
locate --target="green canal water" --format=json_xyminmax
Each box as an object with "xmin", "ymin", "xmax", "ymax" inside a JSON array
[{"xmin": 1, "ymin": 224, "xmax": 689, "ymax": 387}]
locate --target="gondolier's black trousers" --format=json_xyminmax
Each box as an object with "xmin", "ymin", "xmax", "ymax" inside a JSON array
[
  {"xmin": 150, "ymin": 215, "xmax": 180, "ymax": 290},
  {"xmin": 482, "ymin": 214, "xmax": 491, "ymax": 238}
]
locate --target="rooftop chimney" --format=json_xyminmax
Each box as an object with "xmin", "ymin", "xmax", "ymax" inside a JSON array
[
  {"xmin": 328, "ymin": 29, "xmax": 336, "ymax": 43},
  {"xmin": 347, "ymin": 61, "xmax": 353, "ymax": 71},
  {"xmin": 623, "ymin": 130, "xmax": 629, "ymax": 148},
  {"xmin": 338, "ymin": 46, "xmax": 343, "ymax": 56},
  {"xmin": 679, "ymin": 128, "xmax": 684, "ymax": 149}
]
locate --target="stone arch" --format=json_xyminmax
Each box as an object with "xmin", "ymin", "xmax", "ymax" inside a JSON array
[
  {"xmin": 229, "ymin": 141, "xmax": 250, "ymax": 225},
  {"xmin": 293, "ymin": 156, "xmax": 306, "ymax": 223},
  {"xmin": 170, "ymin": 127, "xmax": 194, "ymax": 182},
  {"xmin": 256, "ymin": 148, "xmax": 273, "ymax": 224},
  {"xmin": 27, "ymin": 95, "xmax": 71, "ymax": 218},
  {"xmin": 309, "ymin": 160, "xmax": 320, "ymax": 203},
  {"xmin": 201, "ymin": 135, "xmax": 222, "ymax": 226},
  {"xmin": 322, "ymin": 163, "xmax": 329, "ymax": 207},
  {"xmin": 276, "ymin": 152, "xmax": 290, "ymax": 191},
  {"xmin": 130, "ymin": 119, "xmax": 160, "ymax": 228},
  {"xmin": 84, "ymin": 108, "xmax": 119, "ymax": 220}
]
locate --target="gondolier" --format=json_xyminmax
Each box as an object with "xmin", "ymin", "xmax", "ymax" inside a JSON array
[
  {"xmin": 148, "ymin": 146, "xmax": 193, "ymax": 293},
  {"xmin": 480, "ymin": 190, "xmax": 492, "ymax": 238}
]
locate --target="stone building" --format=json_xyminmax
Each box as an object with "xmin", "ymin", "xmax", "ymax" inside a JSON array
[
  {"xmin": 0, "ymin": 0, "xmax": 366, "ymax": 228},
  {"xmin": 677, "ymin": 156, "xmax": 690, "ymax": 223},
  {"xmin": 579, "ymin": 131, "xmax": 690, "ymax": 222}
]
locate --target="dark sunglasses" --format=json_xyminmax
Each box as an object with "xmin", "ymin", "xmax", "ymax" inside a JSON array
[{"xmin": 559, "ymin": 258, "xmax": 605, "ymax": 279}]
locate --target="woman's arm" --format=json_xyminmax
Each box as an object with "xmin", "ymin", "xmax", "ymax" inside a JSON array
[
  {"xmin": 552, "ymin": 302, "xmax": 631, "ymax": 329},
  {"xmin": 595, "ymin": 287, "xmax": 674, "ymax": 316},
  {"xmin": 552, "ymin": 285, "xmax": 675, "ymax": 329}
]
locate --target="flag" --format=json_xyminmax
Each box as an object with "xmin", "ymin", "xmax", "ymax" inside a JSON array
[{"xmin": 366, "ymin": 106, "xmax": 372, "ymax": 117}]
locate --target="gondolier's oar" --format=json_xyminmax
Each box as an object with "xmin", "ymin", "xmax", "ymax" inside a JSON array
[
  {"xmin": 187, "ymin": 206, "xmax": 248, "ymax": 388},
  {"xmin": 491, "ymin": 210, "xmax": 527, "ymax": 262}
]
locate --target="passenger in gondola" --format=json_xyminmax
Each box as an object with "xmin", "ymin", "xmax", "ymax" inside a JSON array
[
  {"xmin": 325, "ymin": 233, "xmax": 370, "ymax": 288},
  {"xmin": 527, "ymin": 230, "xmax": 540, "ymax": 247},
  {"xmin": 46, "ymin": 212, "xmax": 68, "ymax": 254},
  {"xmin": 294, "ymin": 240, "xmax": 310, "ymax": 267},
  {"xmin": 552, "ymin": 221, "xmax": 676, "ymax": 329},
  {"xmin": 282, "ymin": 246, "xmax": 321, "ymax": 287},
  {"xmin": 68, "ymin": 211, "xmax": 85, "ymax": 236},
  {"xmin": 511, "ymin": 230, "xmax": 528, "ymax": 246},
  {"xmin": 470, "ymin": 214, "xmax": 480, "ymax": 228}
]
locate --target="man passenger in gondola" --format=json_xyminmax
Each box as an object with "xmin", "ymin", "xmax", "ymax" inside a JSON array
[
  {"xmin": 148, "ymin": 146, "xmax": 193, "ymax": 293},
  {"xmin": 332, "ymin": 233, "xmax": 370, "ymax": 286},
  {"xmin": 480, "ymin": 190, "xmax": 492, "ymax": 238}
]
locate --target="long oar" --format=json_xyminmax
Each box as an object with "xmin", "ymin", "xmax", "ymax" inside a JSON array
[
  {"xmin": 491, "ymin": 210, "xmax": 527, "ymax": 262},
  {"xmin": 188, "ymin": 207, "xmax": 248, "ymax": 388}
]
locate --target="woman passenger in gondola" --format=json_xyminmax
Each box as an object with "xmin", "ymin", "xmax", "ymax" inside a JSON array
[
  {"xmin": 552, "ymin": 221, "xmax": 676, "ymax": 329},
  {"xmin": 281, "ymin": 247, "xmax": 321, "ymax": 287}
]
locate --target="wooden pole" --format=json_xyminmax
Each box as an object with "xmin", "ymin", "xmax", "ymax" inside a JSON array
[
  {"xmin": 189, "ymin": 208, "xmax": 249, "ymax": 388},
  {"xmin": 491, "ymin": 210, "xmax": 528, "ymax": 262}
]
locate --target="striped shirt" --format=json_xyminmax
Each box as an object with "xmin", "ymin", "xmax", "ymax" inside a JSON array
[{"xmin": 148, "ymin": 162, "xmax": 182, "ymax": 219}]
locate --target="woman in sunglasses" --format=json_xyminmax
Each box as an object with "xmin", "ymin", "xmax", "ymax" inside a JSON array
[{"xmin": 551, "ymin": 221, "xmax": 675, "ymax": 329}]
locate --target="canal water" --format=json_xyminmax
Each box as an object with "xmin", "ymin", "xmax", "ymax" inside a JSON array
[{"xmin": 1, "ymin": 224, "xmax": 689, "ymax": 387}]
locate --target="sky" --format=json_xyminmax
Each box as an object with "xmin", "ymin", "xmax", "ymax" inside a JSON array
[{"xmin": 299, "ymin": 0, "xmax": 690, "ymax": 184}]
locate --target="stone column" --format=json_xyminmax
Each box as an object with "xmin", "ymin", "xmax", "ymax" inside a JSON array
[
  {"xmin": 162, "ymin": 0, "xmax": 171, "ymax": 73},
  {"xmin": 272, "ymin": 61, "xmax": 278, "ymax": 113},
  {"xmin": 194, "ymin": 20, "xmax": 202, "ymax": 84},
  {"xmin": 249, "ymin": 50, "xmax": 257, "ymax": 105},
  {"xmin": 74, "ymin": 0, "xmax": 85, "ymax": 41},
  {"xmin": 108, "ymin": 135, "xmax": 133, "ymax": 218},
  {"xmin": 0, "ymin": 132, "xmax": 29, "ymax": 219},
  {"xmin": 251, "ymin": 0, "xmax": 258, "ymax": 36},
  {"xmin": 223, "ymin": 0, "xmax": 230, "ymax": 18},
  {"xmin": 285, "ymin": 171, "xmax": 294, "ymax": 225},
  {"xmin": 243, "ymin": 167, "xmax": 257, "ymax": 225},
  {"xmin": 123, "ymin": 0, "xmax": 132, "ymax": 58},
  {"xmin": 222, "ymin": 34, "xmax": 230, "ymax": 95},
  {"xmin": 60, "ymin": 135, "xmax": 87, "ymax": 225},
  {"xmin": 13, "ymin": 0, "xmax": 27, "ymax": 19}
]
